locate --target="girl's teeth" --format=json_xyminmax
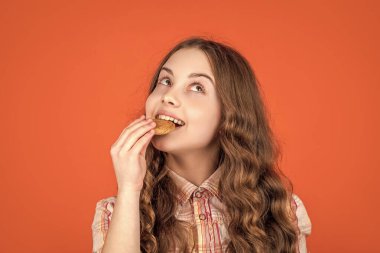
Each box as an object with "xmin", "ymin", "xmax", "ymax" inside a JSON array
[{"xmin": 157, "ymin": 114, "xmax": 184, "ymax": 126}]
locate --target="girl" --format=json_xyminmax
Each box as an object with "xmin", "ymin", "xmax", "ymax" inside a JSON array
[{"xmin": 91, "ymin": 36, "xmax": 312, "ymax": 253}]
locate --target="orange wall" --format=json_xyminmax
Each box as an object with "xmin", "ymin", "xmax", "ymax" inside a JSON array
[{"xmin": 0, "ymin": 1, "xmax": 379, "ymax": 252}]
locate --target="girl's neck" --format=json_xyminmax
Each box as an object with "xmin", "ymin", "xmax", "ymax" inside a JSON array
[{"xmin": 164, "ymin": 144, "xmax": 220, "ymax": 186}]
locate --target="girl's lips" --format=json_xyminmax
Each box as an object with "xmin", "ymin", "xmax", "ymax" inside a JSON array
[
  {"xmin": 153, "ymin": 114, "xmax": 186, "ymax": 128},
  {"xmin": 155, "ymin": 110, "xmax": 185, "ymax": 125}
]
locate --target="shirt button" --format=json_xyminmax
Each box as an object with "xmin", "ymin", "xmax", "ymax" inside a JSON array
[
  {"xmin": 199, "ymin": 214, "xmax": 206, "ymax": 220},
  {"xmin": 194, "ymin": 191, "xmax": 203, "ymax": 198}
]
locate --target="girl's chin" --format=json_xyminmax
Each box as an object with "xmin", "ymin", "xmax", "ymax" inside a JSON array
[{"xmin": 151, "ymin": 140, "xmax": 182, "ymax": 153}]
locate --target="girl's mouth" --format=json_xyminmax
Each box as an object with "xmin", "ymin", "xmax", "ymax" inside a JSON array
[{"xmin": 155, "ymin": 114, "xmax": 186, "ymax": 128}]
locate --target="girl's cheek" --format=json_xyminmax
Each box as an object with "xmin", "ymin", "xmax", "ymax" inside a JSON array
[
  {"xmin": 148, "ymin": 89, "xmax": 163, "ymax": 99},
  {"xmin": 151, "ymin": 87, "xmax": 166, "ymax": 97},
  {"xmin": 185, "ymin": 96, "xmax": 209, "ymax": 106}
]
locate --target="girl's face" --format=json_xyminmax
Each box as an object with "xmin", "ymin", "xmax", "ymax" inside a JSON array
[{"xmin": 145, "ymin": 48, "xmax": 222, "ymax": 155}]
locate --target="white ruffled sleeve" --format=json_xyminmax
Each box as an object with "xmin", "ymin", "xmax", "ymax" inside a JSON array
[
  {"xmin": 91, "ymin": 196, "xmax": 116, "ymax": 253},
  {"xmin": 292, "ymin": 194, "xmax": 312, "ymax": 253}
]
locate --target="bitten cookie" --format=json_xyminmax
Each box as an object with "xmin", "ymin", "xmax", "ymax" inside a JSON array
[{"xmin": 152, "ymin": 118, "xmax": 175, "ymax": 135}]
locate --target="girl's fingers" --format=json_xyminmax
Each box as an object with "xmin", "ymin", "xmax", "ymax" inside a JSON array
[
  {"xmin": 126, "ymin": 115, "xmax": 147, "ymax": 129},
  {"xmin": 113, "ymin": 116, "xmax": 149, "ymax": 148},
  {"xmin": 120, "ymin": 115, "xmax": 145, "ymax": 135},
  {"xmin": 119, "ymin": 121, "xmax": 156, "ymax": 154},
  {"xmin": 131, "ymin": 129, "xmax": 155, "ymax": 157}
]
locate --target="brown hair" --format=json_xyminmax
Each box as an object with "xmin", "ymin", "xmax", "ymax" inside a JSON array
[{"xmin": 138, "ymin": 36, "xmax": 300, "ymax": 252}]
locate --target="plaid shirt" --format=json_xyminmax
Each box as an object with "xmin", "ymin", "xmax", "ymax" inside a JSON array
[{"xmin": 92, "ymin": 166, "xmax": 312, "ymax": 253}]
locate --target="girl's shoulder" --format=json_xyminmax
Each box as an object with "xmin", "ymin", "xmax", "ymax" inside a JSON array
[
  {"xmin": 91, "ymin": 194, "xmax": 312, "ymax": 236},
  {"xmin": 96, "ymin": 194, "xmax": 117, "ymax": 206},
  {"xmin": 93, "ymin": 195, "xmax": 117, "ymax": 219},
  {"xmin": 291, "ymin": 193, "xmax": 312, "ymax": 236},
  {"xmin": 91, "ymin": 195, "xmax": 117, "ymax": 253},
  {"xmin": 92, "ymin": 196, "xmax": 116, "ymax": 227}
]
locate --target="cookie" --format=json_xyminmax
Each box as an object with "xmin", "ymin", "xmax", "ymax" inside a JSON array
[{"xmin": 152, "ymin": 118, "xmax": 176, "ymax": 135}]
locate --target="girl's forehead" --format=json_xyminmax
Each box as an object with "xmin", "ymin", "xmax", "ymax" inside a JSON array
[{"xmin": 161, "ymin": 48, "xmax": 214, "ymax": 77}]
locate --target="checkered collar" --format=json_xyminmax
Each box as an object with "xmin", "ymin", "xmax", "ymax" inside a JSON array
[{"xmin": 166, "ymin": 165, "xmax": 222, "ymax": 204}]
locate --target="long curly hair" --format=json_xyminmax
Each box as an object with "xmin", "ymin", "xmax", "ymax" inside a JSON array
[{"xmin": 138, "ymin": 36, "xmax": 300, "ymax": 253}]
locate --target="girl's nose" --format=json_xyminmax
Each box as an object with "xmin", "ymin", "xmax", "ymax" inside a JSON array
[{"xmin": 162, "ymin": 94, "xmax": 179, "ymax": 106}]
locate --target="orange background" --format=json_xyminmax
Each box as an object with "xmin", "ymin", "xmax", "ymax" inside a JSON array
[{"xmin": 1, "ymin": 1, "xmax": 379, "ymax": 252}]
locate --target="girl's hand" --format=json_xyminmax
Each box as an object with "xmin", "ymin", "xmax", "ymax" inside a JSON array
[{"xmin": 110, "ymin": 115, "xmax": 156, "ymax": 194}]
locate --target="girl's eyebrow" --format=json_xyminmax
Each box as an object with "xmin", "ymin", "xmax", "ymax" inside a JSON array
[{"xmin": 161, "ymin": 66, "xmax": 215, "ymax": 86}]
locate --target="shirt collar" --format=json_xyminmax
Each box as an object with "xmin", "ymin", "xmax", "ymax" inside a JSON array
[{"xmin": 166, "ymin": 165, "xmax": 222, "ymax": 204}]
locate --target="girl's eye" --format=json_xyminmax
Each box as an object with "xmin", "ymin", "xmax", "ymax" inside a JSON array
[
  {"xmin": 159, "ymin": 77, "xmax": 171, "ymax": 86},
  {"xmin": 157, "ymin": 76, "xmax": 206, "ymax": 93},
  {"xmin": 190, "ymin": 83, "xmax": 205, "ymax": 93}
]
